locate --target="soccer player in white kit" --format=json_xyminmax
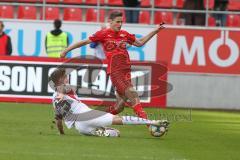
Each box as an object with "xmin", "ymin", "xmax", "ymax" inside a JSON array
[{"xmin": 49, "ymin": 68, "xmax": 169, "ymax": 137}]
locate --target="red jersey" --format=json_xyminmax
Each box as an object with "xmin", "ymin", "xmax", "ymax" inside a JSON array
[{"xmin": 89, "ymin": 28, "xmax": 136, "ymax": 74}]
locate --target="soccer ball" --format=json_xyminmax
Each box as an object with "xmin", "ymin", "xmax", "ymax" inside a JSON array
[{"xmin": 149, "ymin": 125, "xmax": 166, "ymax": 137}]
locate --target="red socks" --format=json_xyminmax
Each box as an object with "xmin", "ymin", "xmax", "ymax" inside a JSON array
[
  {"xmin": 106, "ymin": 104, "xmax": 148, "ymax": 119},
  {"xmin": 133, "ymin": 104, "xmax": 148, "ymax": 119}
]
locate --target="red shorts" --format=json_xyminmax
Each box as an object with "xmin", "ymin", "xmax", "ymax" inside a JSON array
[{"xmin": 110, "ymin": 69, "xmax": 132, "ymax": 95}]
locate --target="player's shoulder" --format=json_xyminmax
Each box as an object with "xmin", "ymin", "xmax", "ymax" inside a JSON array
[
  {"xmin": 52, "ymin": 92, "xmax": 58, "ymax": 99},
  {"xmin": 119, "ymin": 30, "xmax": 134, "ymax": 37},
  {"xmin": 120, "ymin": 30, "xmax": 130, "ymax": 34},
  {"xmin": 93, "ymin": 28, "xmax": 108, "ymax": 37},
  {"xmin": 97, "ymin": 28, "xmax": 109, "ymax": 33}
]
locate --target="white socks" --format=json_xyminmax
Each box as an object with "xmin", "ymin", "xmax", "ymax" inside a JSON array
[{"xmin": 122, "ymin": 116, "xmax": 153, "ymax": 125}]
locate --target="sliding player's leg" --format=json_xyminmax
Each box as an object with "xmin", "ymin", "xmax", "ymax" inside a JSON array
[
  {"xmin": 94, "ymin": 115, "xmax": 169, "ymax": 137},
  {"xmin": 74, "ymin": 109, "xmax": 168, "ymax": 137},
  {"xmin": 75, "ymin": 122, "xmax": 120, "ymax": 137},
  {"xmin": 112, "ymin": 115, "xmax": 167, "ymax": 126},
  {"xmin": 74, "ymin": 109, "xmax": 119, "ymax": 137}
]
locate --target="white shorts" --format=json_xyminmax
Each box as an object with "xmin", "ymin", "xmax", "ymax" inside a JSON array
[
  {"xmin": 74, "ymin": 110, "xmax": 114, "ymax": 135},
  {"xmin": 63, "ymin": 99, "xmax": 114, "ymax": 135}
]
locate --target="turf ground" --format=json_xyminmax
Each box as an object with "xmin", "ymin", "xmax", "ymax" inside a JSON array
[{"xmin": 0, "ymin": 102, "xmax": 239, "ymax": 160}]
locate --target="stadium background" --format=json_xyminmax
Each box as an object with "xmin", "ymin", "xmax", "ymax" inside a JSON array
[
  {"xmin": 0, "ymin": 1, "xmax": 240, "ymax": 160},
  {"xmin": 1, "ymin": 0, "xmax": 240, "ymax": 109}
]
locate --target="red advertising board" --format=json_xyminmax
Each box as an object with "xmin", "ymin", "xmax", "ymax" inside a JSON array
[{"xmin": 157, "ymin": 28, "xmax": 240, "ymax": 75}]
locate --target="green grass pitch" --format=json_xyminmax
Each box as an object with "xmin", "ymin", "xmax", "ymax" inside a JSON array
[{"xmin": 0, "ymin": 102, "xmax": 239, "ymax": 160}]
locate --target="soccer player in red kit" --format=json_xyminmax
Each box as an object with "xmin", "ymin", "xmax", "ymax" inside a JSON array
[{"xmin": 60, "ymin": 11, "xmax": 165, "ymax": 119}]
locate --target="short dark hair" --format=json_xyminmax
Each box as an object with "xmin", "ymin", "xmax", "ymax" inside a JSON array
[
  {"xmin": 49, "ymin": 68, "xmax": 66, "ymax": 85},
  {"xmin": 109, "ymin": 11, "xmax": 123, "ymax": 20},
  {"xmin": 54, "ymin": 19, "xmax": 62, "ymax": 29}
]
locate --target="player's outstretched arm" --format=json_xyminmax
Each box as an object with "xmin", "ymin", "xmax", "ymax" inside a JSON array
[
  {"xmin": 133, "ymin": 23, "xmax": 165, "ymax": 47},
  {"xmin": 56, "ymin": 118, "xmax": 65, "ymax": 135},
  {"xmin": 60, "ymin": 39, "xmax": 92, "ymax": 58}
]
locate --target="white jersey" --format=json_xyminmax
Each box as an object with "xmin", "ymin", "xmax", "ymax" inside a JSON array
[
  {"xmin": 52, "ymin": 90, "xmax": 91, "ymax": 129},
  {"xmin": 52, "ymin": 89, "xmax": 114, "ymax": 136}
]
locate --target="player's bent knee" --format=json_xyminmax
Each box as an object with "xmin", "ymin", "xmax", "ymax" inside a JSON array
[
  {"xmin": 125, "ymin": 87, "xmax": 140, "ymax": 105},
  {"xmin": 128, "ymin": 87, "xmax": 138, "ymax": 96},
  {"xmin": 112, "ymin": 115, "xmax": 123, "ymax": 125}
]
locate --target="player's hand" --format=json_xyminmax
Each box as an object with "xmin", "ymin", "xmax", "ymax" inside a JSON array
[
  {"xmin": 155, "ymin": 22, "xmax": 165, "ymax": 33},
  {"xmin": 59, "ymin": 132, "xmax": 65, "ymax": 135},
  {"xmin": 60, "ymin": 51, "xmax": 67, "ymax": 58}
]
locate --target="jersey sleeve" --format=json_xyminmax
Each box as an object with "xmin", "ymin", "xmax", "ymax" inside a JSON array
[
  {"xmin": 89, "ymin": 30, "xmax": 104, "ymax": 43},
  {"xmin": 126, "ymin": 32, "xmax": 136, "ymax": 45},
  {"xmin": 53, "ymin": 101, "xmax": 63, "ymax": 120},
  {"xmin": 90, "ymin": 42, "xmax": 99, "ymax": 48}
]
